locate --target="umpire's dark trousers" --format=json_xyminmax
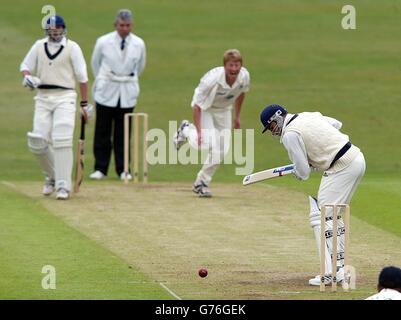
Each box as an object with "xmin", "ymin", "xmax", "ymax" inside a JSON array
[{"xmin": 93, "ymin": 100, "xmax": 133, "ymax": 177}]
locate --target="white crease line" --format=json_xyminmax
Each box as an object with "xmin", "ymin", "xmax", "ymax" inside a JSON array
[
  {"xmin": 1, "ymin": 181, "xmax": 17, "ymax": 189},
  {"xmin": 159, "ymin": 282, "xmax": 182, "ymax": 300}
]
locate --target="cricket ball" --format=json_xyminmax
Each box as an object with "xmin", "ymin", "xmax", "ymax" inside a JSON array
[{"xmin": 198, "ymin": 268, "xmax": 208, "ymax": 278}]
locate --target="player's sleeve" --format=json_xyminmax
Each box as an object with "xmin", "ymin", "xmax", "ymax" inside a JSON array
[
  {"xmin": 324, "ymin": 116, "xmax": 342, "ymax": 130},
  {"xmin": 70, "ymin": 42, "xmax": 88, "ymax": 83},
  {"xmin": 190, "ymin": 70, "xmax": 217, "ymax": 110},
  {"xmin": 20, "ymin": 41, "xmax": 39, "ymax": 74},
  {"xmin": 241, "ymin": 68, "xmax": 250, "ymax": 93},
  {"xmin": 136, "ymin": 40, "xmax": 146, "ymax": 76},
  {"xmin": 90, "ymin": 38, "xmax": 103, "ymax": 78},
  {"xmin": 282, "ymin": 131, "xmax": 311, "ymax": 180}
]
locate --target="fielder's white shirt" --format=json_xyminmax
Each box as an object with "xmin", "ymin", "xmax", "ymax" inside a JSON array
[
  {"xmin": 191, "ymin": 66, "xmax": 250, "ymax": 111},
  {"xmin": 20, "ymin": 36, "xmax": 88, "ymax": 83},
  {"xmin": 281, "ymin": 113, "xmax": 342, "ymax": 180},
  {"xmin": 365, "ymin": 288, "xmax": 401, "ymax": 300},
  {"xmin": 91, "ymin": 31, "xmax": 146, "ymax": 108}
]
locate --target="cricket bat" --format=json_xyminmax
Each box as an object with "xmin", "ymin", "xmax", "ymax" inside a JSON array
[
  {"xmin": 242, "ymin": 164, "xmax": 295, "ymax": 186},
  {"xmin": 74, "ymin": 115, "xmax": 86, "ymax": 193}
]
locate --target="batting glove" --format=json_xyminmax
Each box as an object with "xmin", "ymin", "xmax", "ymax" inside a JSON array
[
  {"xmin": 22, "ymin": 75, "xmax": 41, "ymax": 90},
  {"xmin": 80, "ymin": 101, "xmax": 93, "ymax": 123}
]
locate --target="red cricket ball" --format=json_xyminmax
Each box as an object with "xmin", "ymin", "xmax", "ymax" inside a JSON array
[{"xmin": 198, "ymin": 268, "xmax": 208, "ymax": 278}]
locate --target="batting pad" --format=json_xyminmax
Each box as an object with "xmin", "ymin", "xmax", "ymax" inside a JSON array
[
  {"xmin": 27, "ymin": 132, "xmax": 55, "ymax": 180},
  {"xmin": 54, "ymin": 146, "xmax": 73, "ymax": 191},
  {"xmin": 309, "ymin": 196, "xmax": 333, "ymax": 275}
]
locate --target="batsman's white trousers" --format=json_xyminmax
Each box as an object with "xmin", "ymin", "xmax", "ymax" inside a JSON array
[
  {"xmin": 187, "ymin": 109, "xmax": 231, "ymax": 185},
  {"xmin": 32, "ymin": 90, "xmax": 77, "ymax": 191},
  {"xmin": 318, "ymin": 152, "xmax": 366, "ymax": 206},
  {"xmin": 318, "ymin": 152, "xmax": 366, "ymax": 273}
]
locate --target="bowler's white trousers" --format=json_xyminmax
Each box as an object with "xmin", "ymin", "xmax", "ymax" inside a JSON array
[{"xmin": 187, "ymin": 108, "xmax": 231, "ymax": 185}]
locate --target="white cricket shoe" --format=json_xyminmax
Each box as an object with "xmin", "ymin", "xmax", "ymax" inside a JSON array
[
  {"xmin": 173, "ymin": 120, "xmax": 190, "ymax": 150},
  {"xmin": 42, "ymin": 178, "xmax": 55, "ymax": 196},
  {"xmin": 120, "ymin": 172, "xmax": 133, "ymax": 181},
  {"xmin": 56, "ymin": 188, "xmax": 70, "ymax": 200},
  {"xmin": 309, "ymin": 268, "xmax": 344, "ymax": 286},
  {"xmin": 89, "ymin": 170, "xmax": 106, "ymax": 180},
  {"xmin": 193, "ymin": 181, "xmax": 212, "ymax": 198}
]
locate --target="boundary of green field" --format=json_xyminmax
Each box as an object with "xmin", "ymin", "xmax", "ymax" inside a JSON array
[{"xmin": 0, "ymin": 181, "xmax": 171, "ymax": 300}]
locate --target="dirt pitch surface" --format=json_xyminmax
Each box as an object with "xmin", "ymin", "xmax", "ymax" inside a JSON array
[{"xmin": 18, "ymin": 181, "xmax": 401, "ymax": 300}]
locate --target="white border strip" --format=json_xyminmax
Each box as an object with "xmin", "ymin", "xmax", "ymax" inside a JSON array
[
  {"xmin": 1, "ymin": 181, "xmax": 17, "ymax": 189},
  {"xmin": 159, "ymin": 282, "xmax": 182, "ymax": 300}
]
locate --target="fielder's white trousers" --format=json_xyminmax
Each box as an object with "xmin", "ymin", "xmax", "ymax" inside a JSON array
[
  {"xmin": 187, "ymin": 109, "xmax": 231, "ymax": 185},
  {"xmin": 32, "ymin": 90, "xmax": 77, "ymax": 191}
]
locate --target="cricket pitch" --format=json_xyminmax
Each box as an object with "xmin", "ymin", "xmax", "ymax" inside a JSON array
[{"xmin": 17, "ymin": 181, "xmax": 401, "ymax": 300}]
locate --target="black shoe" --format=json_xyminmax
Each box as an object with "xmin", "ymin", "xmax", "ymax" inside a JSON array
[{"xmin": 193, "ymin": 182, "xmax": 212, "ymax": 198}]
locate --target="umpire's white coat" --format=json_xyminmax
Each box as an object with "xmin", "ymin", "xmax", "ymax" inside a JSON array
[{"xmin": 91, "ymin": 31, "xmax": 146, "ymax": 108}]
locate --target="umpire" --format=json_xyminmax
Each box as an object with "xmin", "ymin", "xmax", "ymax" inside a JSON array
[{"xmin": 90, "ymin": 9, "xmax": 146, "ymax": 180}]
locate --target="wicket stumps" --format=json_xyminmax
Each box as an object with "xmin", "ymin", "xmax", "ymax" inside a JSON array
[
  {"xmin": 124, "ymin": 112, "xmax": 148, "ymax": 184},
  {"xmin": 320, "ymin": 204, "xmax": 351, "ymax": 292}
]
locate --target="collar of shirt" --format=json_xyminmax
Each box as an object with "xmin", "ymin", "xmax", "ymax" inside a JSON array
[
  {"xmin": 45, "ymin": 36, "xmax": 67, "ymax": 48},
  {"xmin": 380, "ymin": 288, "xmax": 401, "ymax": 295},
  {"xmin": 280, "ymin": 113, "xmax": 295, "ymax": 142},
  {"xmin": 217, "ymin": 67, "xmax": 243, "ymax": 89},
  {"xmin": 115, "ymin": 31, "xmax": 130, "ymax": 45},
  {"xmin": 283, "ymin": 113, "xmax": 295, "ymax": 128}
]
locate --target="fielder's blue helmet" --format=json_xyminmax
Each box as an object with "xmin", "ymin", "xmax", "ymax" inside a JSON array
[
  {"xmin": 46, "ymin": 15, "xmax": 66, "ymax": 29},
  {"xmin": 260, "ymin": 104, "xmax": 287, "ymax": 133}
]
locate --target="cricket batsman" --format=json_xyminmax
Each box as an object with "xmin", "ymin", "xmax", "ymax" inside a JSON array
[
  {"xmin": 173, "ymin": 49, "xmax": 250, "ymax": 197},
  {"xmin": 20, "ymin": 15, "xmax": 91, "ymax": 200},
  {"xmin": 259, "ymin": 104, "xmax": 366, "ymax": 285}
]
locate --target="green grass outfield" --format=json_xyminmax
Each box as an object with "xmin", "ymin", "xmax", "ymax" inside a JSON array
[
  {"xmin": 0, "ymin": 0, "xmax": 400, "ymax": 299},
  {"xmin": 0, "ymin": 182, "xmax": 170, "ymax": 299}
]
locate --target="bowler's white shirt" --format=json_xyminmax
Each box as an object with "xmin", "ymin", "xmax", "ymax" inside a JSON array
[
  {"xmin": 191, "ymin": 66, "xmax": 250, "ymax": 111},
  {"xmin": 281, "ymin": 113, "xmax": 342, "ymax": 180},
  {"xmin": 20, "ymin": 36, "xmax": 88, "ymax": 83},
  {"xmin": 365, "ymin": 288, "xmax": 401, "ymax": 300},
  {"xmin": 91, "ymin": 31, "xmax": 146, "ymax": 108}
]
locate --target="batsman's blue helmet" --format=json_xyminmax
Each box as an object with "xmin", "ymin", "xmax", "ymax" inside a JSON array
[
  {"xmin": 46, "ymin": 15, "xmax": 66, "ymax": 29},
  {"xmin": 260, "ymin": 104, "xmax": 287, "ymax": 133}
]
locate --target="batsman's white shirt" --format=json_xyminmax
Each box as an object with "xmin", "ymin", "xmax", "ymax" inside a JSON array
[
  {"xmin": 281, "ymin": 112, "xmax": 366, "ymax": 275},
  {"xmin": 365, "ymin": 289, "xmax": 401, "ymax": 300},
  {"xmin": 281, "ymin": 112, "xmax": 360, "ymax": 180},
  {"xmin": 20, "ymin": 36, "xmax": 88, "ymax": 84},
  {"xmin": 20, "ymin": 36, "xmax": 88, "ymax": 192},
  {"xmin": 20, "ymin": 36, "xmax": 88, "ymax": 141},
  {"xmin": 91, "ymin": 31, "xmax": 146, "ymax": 108}
]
